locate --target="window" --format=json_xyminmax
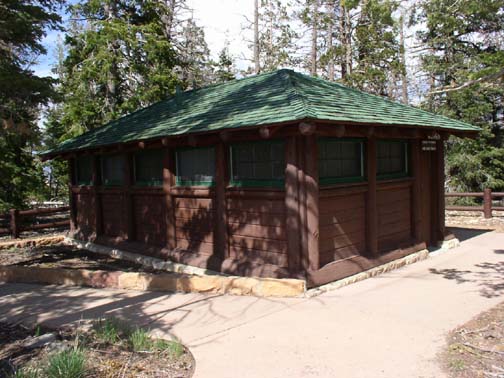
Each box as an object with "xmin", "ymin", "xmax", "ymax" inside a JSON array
[
  {"xmin": 175, "ymin": 147, "xmax": 215, "ymax": 186},
  {"xmin": 101, "ymin": 154, "xmax": 126, "ymax": 186},
  {"xmin": 377, "ymin": 140, "xmax": 409, "ymax": 179},
  {"xmin": 230, "ymin": 140, "xmax": 285, "ymax": 187},
  {"xmin": 318, "ymin": 138, "xmax": 365, "ymax": 185},
  {"xmin": 134, "ymin": 149, "xmax": 163, "ymax": 186},
  {"xmin": 74, "ymin": 156, "xmax": 93, "ymax": 186}
]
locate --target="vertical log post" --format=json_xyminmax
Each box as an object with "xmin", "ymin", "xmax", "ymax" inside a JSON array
[
  {"xmin": 304, "ymin": 135, "xmax": 319, "ymax": 272},
  {"xmin": 9, "ymin": 209, "xmax": 19, "ymax": 239},
  {"xmin": 483, "ymin": 188, "xmax": 492, "ymax": 219},
  {"xmin": 68, "ymin": 158, "xmax": 77, "ymax": 234},
  {"xmin": 285, "ymin": 136, "xmax": 301, "ymax": 275},
  {"xmin": 411, "ymin": 140, "xmax": 422, "ymax": 243},
  {"xmin": 297, "ymin": 137, "xmax": 308, "ymax": 272},
  {"xmin": 92, "ymin": 156, "xmax": 102, "ymax": 239},
  {"xmin": 125, "ymin": 153, "xmax": 135, "ymax": 241},
  {"xmin": 163, "ymin": 149, "xmax": 176, "ymax": 249},
  {"xmin": 366, "ymin": 138, "xmax": 378, "ymax": 257},
  {"xmin": 214, "ymin": 142, "xmax": 228, "ymax": 261},
  {"xmin": 436, "ymin": 140, "xmax": 446, "ymax": 240}
]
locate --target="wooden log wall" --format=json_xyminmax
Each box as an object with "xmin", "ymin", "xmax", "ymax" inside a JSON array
[
  {"xmin": 319, "ymin": 187, "xmax": 367, "ymax": 267},
  {"xmin": 67, "ymin": 124, "xmax": 451, "ymax": 283}
]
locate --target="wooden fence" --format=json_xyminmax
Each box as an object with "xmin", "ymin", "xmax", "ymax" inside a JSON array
[
  {"xmin": 0, "ymin": 206, "xmax": 70, "ymax": 238},
  {"xmin": 445, "ymin": 188, "xmax": 504, "ymax": 219}
]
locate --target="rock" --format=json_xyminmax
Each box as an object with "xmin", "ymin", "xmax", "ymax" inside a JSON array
[{"xmin": 23, "ymin": 333, "xmax": 57, "ymax": 349}]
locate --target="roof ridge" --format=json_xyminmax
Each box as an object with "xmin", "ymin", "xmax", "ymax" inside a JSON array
[
  {"xmin": 283, "ymin": 69, "xmax": 311, "ymax": 119},
  {"xmin": 292, "ymin": 71, "xmax": 479, "ymax": 130}
]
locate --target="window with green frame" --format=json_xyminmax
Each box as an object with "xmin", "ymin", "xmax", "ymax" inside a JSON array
[
  {"xmin": 175, "ymin": 146, "xmax": 215, "ymax": 186},
  {"xmin": 101, "ymin": 154, "xmax": 126, "ymax": 186},
  {"xmin": 318, "ymin": 138, "xmax": 365, "ymax": 185},
  {"xmin": 134, "ymin": 149, "xmax": 163, "ymax": 186},
  {"xmin": 230, "ymin": 139, "xmax": 285, "ymax": 187},
  {"xmin": 377, "ymin": 140, "xmax": 409, "ymax": 179},
  {"xmin": 74, "ymin": 155, "xmax": 93, "ymax": 186}
]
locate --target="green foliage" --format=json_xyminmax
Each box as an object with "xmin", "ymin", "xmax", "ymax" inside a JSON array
[
  {"xmin": 128, "ymin": 328, "xmax": 152, "ymax": 351},
  {"xmin": 0, "ymin": 0, "xmax": 62, "ymax": 211},
  {"xmin": 93, "ymin": 317, "xmax": 132, "ymax": 344},
  {"xmin": 45, "ymin": 349, "xmax": 86, "ymax": 378},
  {"xmin": 57, "ymin": 0, "xmax": 182, "ymax": 137},
  {"xmin": 154, "ymin": 339, "xmax": 185, "ymax": 357},
  {"xmin": 11, "ymin": 368, "xmax": 40, "ymax": 378},
  {"xmin": 417, "ymin": 0, "xmax": 504, "ymax": 192}
]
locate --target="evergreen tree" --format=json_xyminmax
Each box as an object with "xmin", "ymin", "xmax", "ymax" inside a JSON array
[
  {"xmin": 416, "ymin": 0, "xmax": 504, "ymax": 192},
  {"xmin": 345, "ymin": 0, "xmax": 401, "ymax": 96},
  {"xmin": 0, "ymin": 0, "xmax": 63, "ymax": 211},
  {"xmin": 57, "ymin": 0, "xmax": 181, "ymax": 136},
  {"xmin": 213, "ymin": 45, "xmax": 236, "ymax": 83},
  {"xmin": 248, "ymin": 0, "xmax": 298, "ymax": 74}
]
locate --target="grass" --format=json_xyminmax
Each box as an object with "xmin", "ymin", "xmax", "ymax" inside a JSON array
[
  {"xmin": 129, "ymin": 328, "xmax": 152, "ymax": 352},
  {"xmin": 93, "ymin": 317, "xmax": 131, "ymax": 344},
  {"xmin": 12, "ymin": 368, "xmax": 40, "ymax": 378},
  {"xmin": 154, "ymin": 339, "xmax": 185, "ymax": 358},
  {"xmin": 45, "ymin": 349, "xmax": 86, "ymax": 378}
]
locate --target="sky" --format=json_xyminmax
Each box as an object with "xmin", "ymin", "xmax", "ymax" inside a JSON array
[{"xmin": 34, "ymin": 0, "xmax": 255, "ymax": 78}]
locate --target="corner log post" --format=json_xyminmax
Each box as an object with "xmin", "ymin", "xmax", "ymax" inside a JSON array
[
  {"xmin": 92, "ymin": 155, "xmax": 102, "ymax": 239},
  {"xmin": 68, "ymin": 158, "xmax": 76, "ymax": 235},
  {"xmin": 163, "ymin": 148, "xmax": 176, "ymax": 249},
  {"xmin": 304, "ymin": 134, "xmax": 320, "ymax": 272},
  {"xmin": 214, "ymin": 142, "xmax": 229, "ymax": 262},
  {"xmin": 124, "ymin": 152, "xmax": 135, "ymax": 241},
  {"xmin": 284, "ymin": 136, "xmax": 301, "ymax": 275},
  {"xmin": 411, "ymin": 139, "xmax": 422, "ymax": 243},
  {"xmin": 436, "ymin": 139, "xmax": 446, "ymax": 241},
  {"xmin": 366, "ymin": 137, "xmax": 379, "ymax": 257}
]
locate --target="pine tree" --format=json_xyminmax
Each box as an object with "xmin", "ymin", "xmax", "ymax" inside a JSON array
[
  {"xmin": 417, "ymin": 0, "xmax": 504, "ymax": 192},
  {"xmin": 248, "ymin": 0, "xmax": 298, "ymax": 74},
  {"xmin": 0, "ymin": 0, "xmax": 63, "ymax": 211},
  {"xmin": 57, "ymin": 0, "xmax": 180, "ymax": 136},
  {"xmin": 213, "ymin": 45, "xmax": 236, "ymax": 83}
]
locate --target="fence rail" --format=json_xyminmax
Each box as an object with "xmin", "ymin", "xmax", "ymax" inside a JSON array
[
  {"xmin": 445, "ymin": 188, "xmax": 504, "ymax": 218},
  {"xmin": 0, "ymin": 206, "xmax": 70, "ymax": 238}
]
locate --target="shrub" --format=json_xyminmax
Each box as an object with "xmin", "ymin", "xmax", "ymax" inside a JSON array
[{"xmin": 45, "ymin": 349, "xmax": 86, "ymax": 378}]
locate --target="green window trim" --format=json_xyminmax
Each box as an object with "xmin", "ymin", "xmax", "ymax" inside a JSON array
[
  {"xmin": 318, "ymin": 137, "xmax": 365, "ymax": 186},
  {"xmin": 230, "ymin": 139, "xmax": 285, "ymax": 188},
  {"xmin": 74, "ymin": 155, "xmax": 93, "ymax": 186},
  {"xmin": 376, "ymin": 140, "xmax": 409, "ymax": 180},
  {"xmin": 175, "ymin": 146, "xmax": 216, "ymax": 187}
]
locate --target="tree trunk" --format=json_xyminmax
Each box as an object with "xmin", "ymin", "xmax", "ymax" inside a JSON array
[
  {"xmin": 310, "ymin": 0, "xmax": 319, "ymax": 76},
  {"xmin": 399, "ymin": 13, "xmax": 408, "ymax": 104},
  {"xmin": 326, "ymin": 0, "xmax": 335, "ymax": 81},
  {"xmin": 254, "ymin": 0, "xmax": 260, "ymax": 74},
  {"xmin": 339, "ymin": 2, "xmax": 351, "ymax": 79}
]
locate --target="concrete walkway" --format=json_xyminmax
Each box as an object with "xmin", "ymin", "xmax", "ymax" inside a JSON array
[{"xmin": 1, "ymin": 227, "xmax": 503, "ymax": 378}]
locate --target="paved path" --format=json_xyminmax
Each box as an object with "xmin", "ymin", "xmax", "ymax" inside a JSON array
[{"xmin": 1, "ymin": 228, "xmax": 503, "ymax": 377}]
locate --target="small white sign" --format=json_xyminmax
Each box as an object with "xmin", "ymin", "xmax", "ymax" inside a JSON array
[{"xmin": 422, "ymin": 140, "xmax": 437, "ymax": 151}]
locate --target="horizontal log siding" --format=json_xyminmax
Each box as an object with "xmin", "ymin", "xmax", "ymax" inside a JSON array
[
  {"xmin": 318, "ymin": 188, "xmax": 367, "ymax": 267},
  {"xmin": 226, "ymin": 197, "xmax": 288, "ymax": 268},
  {"xmin": 100, "ymin": 193, "xmax": 128, "ymax": 239},
  {"xmin": 132, "ymin": 193, "xmax": 166, "ymax": 246},
  {"xmin": 174, "ymin": 196, "xmax": 214, "ymax": 255},
  {"xmin": 74, "ymin": 190, "xmax": 94, "ymax": 239},
  {"xmin": 377, "ymin": 182, "xmax": 412, "ymax": 252}
]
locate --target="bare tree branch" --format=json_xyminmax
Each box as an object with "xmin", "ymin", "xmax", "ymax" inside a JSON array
[{"xmin": 429, "ymin": 68, "xmax": 504, "ymax": 94}]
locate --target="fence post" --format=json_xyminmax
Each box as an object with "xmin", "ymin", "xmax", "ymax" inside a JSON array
[
  {"xmin": 9, "ymin": 209, "xmax": 19, "ymax": 238},
  {"xmin": 483, "ymin": 188, "xmax": 492, "ymax": 219}
]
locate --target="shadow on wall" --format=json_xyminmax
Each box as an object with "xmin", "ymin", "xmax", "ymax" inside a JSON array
[{"xmin": 429, "ymin": 261, "xmax": 504, "ymax": 298}]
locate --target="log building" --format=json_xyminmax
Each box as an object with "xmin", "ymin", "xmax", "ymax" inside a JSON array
[{"xmin": 44, "ymin": 70, "xmax": 479, "ymax": 287}]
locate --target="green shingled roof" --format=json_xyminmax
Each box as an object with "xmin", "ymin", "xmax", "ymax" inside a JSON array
[{"xmin": 45, "ymin": 69, "xmax": 479, "ymax": 156}]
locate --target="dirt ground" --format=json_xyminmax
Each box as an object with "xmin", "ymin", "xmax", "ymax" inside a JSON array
[
  {"xmin": 0, "ymin": 321, "xmax": 195, "ymax": 378},
  {"xmin": 0, "ymin": 244, "xmax": 154, "ymax": 272},
  {"xmin": 442, "ymin": 301, "xmax": 504, "ymax": 378}
]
